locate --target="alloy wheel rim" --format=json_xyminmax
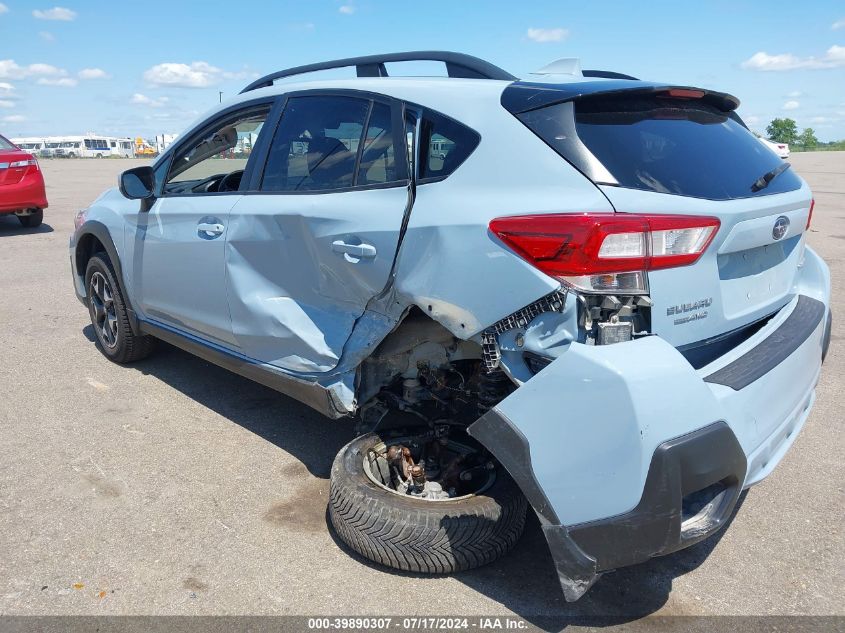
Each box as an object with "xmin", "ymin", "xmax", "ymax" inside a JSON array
[{"xmin": 89, "ymin": 271, "xmax": 118, "ymax": 349}]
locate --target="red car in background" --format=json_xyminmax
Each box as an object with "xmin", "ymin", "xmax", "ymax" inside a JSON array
[{"xmin": 0, "ymin": 134, "xmax": 48, "ymax": 228}]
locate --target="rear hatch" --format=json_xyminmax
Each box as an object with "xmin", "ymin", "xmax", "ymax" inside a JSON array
[{"xmin": 506, "ymin": 81, "xmax": 810, "ymax": 350}]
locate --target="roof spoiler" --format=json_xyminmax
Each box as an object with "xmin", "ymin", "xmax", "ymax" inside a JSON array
[{"xmin": 501, "ymin": 80, "xmax": 740, "ymax": 114}]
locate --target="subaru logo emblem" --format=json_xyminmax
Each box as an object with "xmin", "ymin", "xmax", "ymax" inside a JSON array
[{"xmin": 772, "ymin": 216, "xmax": 790, "ymax": 241}]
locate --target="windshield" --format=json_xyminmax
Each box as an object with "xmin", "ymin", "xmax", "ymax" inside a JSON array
[{"xmin": 518, "ymin": 95, "xmax": 803, "ymax": 200}]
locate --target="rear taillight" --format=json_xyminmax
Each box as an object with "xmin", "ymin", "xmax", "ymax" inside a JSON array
[
  {"xmin": 807, "ymin": 199, "xmax": 814, "ymax": 230},
  {"xmin": 489, "ymin": 213, "xmax": 720, "ymax": 294},
  {"xmin": 9, "ymin": 159, "xmax": 38, "ymax": 170}
]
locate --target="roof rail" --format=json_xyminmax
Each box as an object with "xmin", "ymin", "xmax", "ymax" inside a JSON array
[
  {"xmin": 582, "ymin": 70, "xmax": 639, "ymax": 80},
  {"xmin": 240, "ymin": 51, "xmax": 517, "ymax": 94}
]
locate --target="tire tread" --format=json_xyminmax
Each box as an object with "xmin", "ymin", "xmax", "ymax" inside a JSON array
[{"xmin": 329, "ymin": 433, "xmax": 527, "ymax": 574}]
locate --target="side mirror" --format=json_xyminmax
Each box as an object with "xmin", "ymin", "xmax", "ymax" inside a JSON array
[{"xmin": 119, "ymin": 166, "xmax": 155, "ymax": 200}]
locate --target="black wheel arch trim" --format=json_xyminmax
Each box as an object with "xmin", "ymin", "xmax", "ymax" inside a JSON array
[
  {"xmin": 74, "ymin": 220, "xmax": 141, "ymax": 335},
  {"xmin": 468, "ymin": 411, "xmax": 747, "ymax": 601},
  {"xmin": 467, "ymin": 409, "xmax": 600, "ymax": 601}
]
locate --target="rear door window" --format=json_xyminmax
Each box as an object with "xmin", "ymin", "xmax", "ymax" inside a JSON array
[{"xmin": 518, "ymin": 95, "xmax": 802, "ymax": 200}]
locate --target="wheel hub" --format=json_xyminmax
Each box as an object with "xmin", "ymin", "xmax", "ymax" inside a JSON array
[{"xmin": 363, "ymin": 428, "xmax": 496, "ymax": 501}]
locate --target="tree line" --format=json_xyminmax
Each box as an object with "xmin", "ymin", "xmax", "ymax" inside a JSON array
[{"xmin": 764, "ymin": 118, "xmax": 845, "ymax": 151}]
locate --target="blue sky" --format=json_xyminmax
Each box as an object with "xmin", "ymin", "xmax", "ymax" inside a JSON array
[{"xmin": 1, "ymin": 0, "xmax": 844, "ymax": 140}]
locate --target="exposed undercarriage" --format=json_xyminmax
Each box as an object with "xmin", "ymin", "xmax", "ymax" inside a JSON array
[{"xmin": 355, "ymin": 287, "xmax": 653, "ymax": 499}]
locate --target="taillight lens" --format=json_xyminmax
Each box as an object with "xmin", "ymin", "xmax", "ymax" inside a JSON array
[
  {"xmin": 806, "ymin": 199, "xmax": 814, "ymax": 230},
  {"xmin": 489, "ymin": 213, "xmax": 720, "ymax": 294},
  {"xmin": 9, "ymin": 159, "xmax": 38, "ymax": 170}
]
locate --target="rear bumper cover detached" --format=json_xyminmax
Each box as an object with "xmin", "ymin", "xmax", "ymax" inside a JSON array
[
  {"xmin": 470, "ymin": 414, "xmax": 747, "ymax": 600},
  {"xmin": 468, "ymin": 246, "xmax": 830, "ymax": 601}
]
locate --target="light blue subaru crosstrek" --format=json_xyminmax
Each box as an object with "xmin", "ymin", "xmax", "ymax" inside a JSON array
[{"xmin": 69, "ymin": 52, "xmax": 832, "ymax": 600}]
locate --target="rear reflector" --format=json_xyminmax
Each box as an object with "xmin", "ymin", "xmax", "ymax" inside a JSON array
[{"xmin": 490, "ymin": 213, "xmax": 720, "ymax": 293}]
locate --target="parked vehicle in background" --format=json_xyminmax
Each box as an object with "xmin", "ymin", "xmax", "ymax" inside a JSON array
[
  {"xmin": 134, "ymin": 137, "xmax": 158, "ymax": 157},
  {"xmin": 759, "ymin": 136, "xmax": 790, "ymax": 158},
  {"xmin": 108, "ymin": 138, "xmax": 134, "ymax": 158},
  {"xmin": 0, "ymin": 133, "xmax": 47, "ymax": 227},
  {"xmin": 43, "ymin": 141, "xmax": 61, "ymax": 158},
  {"xmin": 69, "ymin": 52, "xmax": 831, "ymax": 601},
  {"xmin": 13, "ymin": 138, "xmax": 46, "ymax": 155},
  {"xmin": 17, "ymin": 135, "xmax": 135, "ymax": 158}
]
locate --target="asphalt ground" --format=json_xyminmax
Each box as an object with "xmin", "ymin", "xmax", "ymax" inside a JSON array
[{"xmin": 0, "ymin": 154, "xmax": 842, "ymax": 629}]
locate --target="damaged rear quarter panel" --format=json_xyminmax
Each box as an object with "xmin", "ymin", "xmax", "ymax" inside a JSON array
[{"xmin": 392, "ymin": 101, "xmax": 614, "ymax": 337}]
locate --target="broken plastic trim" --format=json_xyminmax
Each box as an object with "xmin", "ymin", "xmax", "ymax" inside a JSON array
[{"xmin": 481, "ymin": 290, "xmax": 568, "ymax": 372}]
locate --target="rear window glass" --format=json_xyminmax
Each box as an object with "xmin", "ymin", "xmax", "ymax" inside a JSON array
[
  {"xmin": 419, "ymin": 111, "xmax": 479, "ymax": 181},
  {"xmin": 519, "ymin": 96, "xmax": 802, "ymax": 200},
  {"xmin": 0, "ymin": 136, "xmax": 15, "ymax": 150}
]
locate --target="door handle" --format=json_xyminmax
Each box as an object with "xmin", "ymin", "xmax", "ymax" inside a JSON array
[
  {"xmin": 332, "ymin": 240, "xmax": 377, "ymax": 259},
  {"xmin": 197, "ymin": 222, "xmax": 225, "ymax": 237}
]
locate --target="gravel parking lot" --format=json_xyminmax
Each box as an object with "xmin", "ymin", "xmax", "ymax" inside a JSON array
[{"xmin": 0, "ymin": 154, "xmax": 842, "ymax": 627}]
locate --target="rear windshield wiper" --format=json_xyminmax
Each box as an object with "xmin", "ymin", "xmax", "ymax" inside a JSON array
[{"xmin": 750, "ymin": 162, "xmax": 791, "ymax": 193}]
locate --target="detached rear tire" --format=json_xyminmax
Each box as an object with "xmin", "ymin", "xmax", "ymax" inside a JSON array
[
  {"xmin": 18, "ymin": 209, "xmax": 43, "ymax": 228},
  {"xmin": 329, "ymin": 432, "xmax": 527, "ymax": 574},
  {"xmin": 85, "ymin": 254, "xmax": 155, "ymax": 363}
]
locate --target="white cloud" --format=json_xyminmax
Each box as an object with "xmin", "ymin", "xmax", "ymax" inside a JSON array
[
  {"xmin": 38, "ymin": 31, "xmax": 55, "ymax": 41},
  {"xmin": 78, "ymin": 67, "xmax": 109, "ymax": 80},
  {"xmin": 0, "ymin": 60, "xmax": 67, "ymax": 79},
  {"xmin": 0, "ymin": 3, "xmax": 9, "ymax": 15},
  {"xmin": 527, "ymin": 27, "xmax": 569, "ymax": 43},
  {"xmin": 28, "ymin": 62, "xmax": 65, "ymax": 76},
  {"xmin": 338, "ymin": 4, "xmax": 355, "ymax": 14},
  {"xmin": 32, "ymin": 6, "xmax": 76, "ymax": 20},
  {"xmin": 785, "ymin": 90, "xmax": 802, "ymax": 98},
  {"xmin": 37, "ymin": 77, "xmax": 77, "ymax": 87},
  {"xmin": 143, "ymin": 61, "xmax": 251, "ymax": 88},
  {"xmin": 0, "ymin": 99, "xmax": 13, "ymax": 108},
  {"xmin": 2, "ymin": 114, "xmax": 25, "ymax": 123},
  {"xmin": 832, "ymin": 18, "xmax": 845, "ymax": 30},
  {"xmin": 744, "ymin": 115, "xmax": 760, "ymax": 125},
  {"xmin": 741, "ymin": 45, "xmax": 845, "ymax": 71},
  {"xmin": 131, "ymin": 93, "xmax": 169, "ymax": 107},
  {"xmin": 0, "ymin": 81, "xmax": 14, "ymax": 94},
  {"xmin": 782, "ymin": 100, "xmax": 800, "ymax": 110}
]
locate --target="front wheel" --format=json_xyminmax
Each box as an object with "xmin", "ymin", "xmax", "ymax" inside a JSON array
[
  {"xmin": 329, "ymin": 430, "xmax": 527, "ymax": 574},
  {"xmin": 17, "ymin": 209, "xmax": 43, "ymax": 228},
  {"xmin": 85, "ymin": 254, "xmax": 155, "ymax": 363}
]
